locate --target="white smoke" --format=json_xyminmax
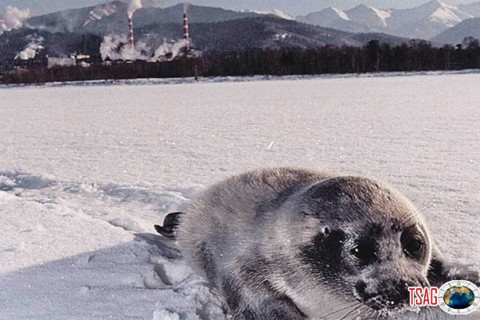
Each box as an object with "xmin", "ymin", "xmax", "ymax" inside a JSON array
[
  {"xmin": 0, "ymin": 6, "xmax": 30, "ymax": 35},
  {"xmin": 128, "ymin": 0, "xmax": 143, "ymax": 18},
  {"xmin": 183, "ymin": 2, "xmax": 191, "ymax": 14},
  {"xmin": 100, "ymin": 34, "xmax": 188, "ymax": 62},
  {"xmin": 154, "ymin": 39, "xmax": 188, "ymax": 60},
  {"xmin": 15, "ymin": 35, "xmax": 44, "ymax": 60}
]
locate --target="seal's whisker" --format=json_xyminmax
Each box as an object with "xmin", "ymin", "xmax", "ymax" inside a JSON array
[
  {"xmin": 417, "ymin": 202, "xmax": 435, "ymax": 213},
  {"xmin": 320, "ymin": 301, "xmax": 360, "ymax": 319},
  {"xmin": 349, "ymin": 305, "xmax": 369, "ymax": 320},
  {"xmin": 339, "ymin": 303, "xmax": 363, "ymax": 320}
]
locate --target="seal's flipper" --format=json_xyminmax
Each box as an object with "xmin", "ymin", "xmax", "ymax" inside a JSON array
[
  {"xmin": 427, "ymin": 246, "xmax": 480, "ymax": 287},
  {"xmin": 155, "ymin": 212, "xmax": 184, "ymax": 239}
]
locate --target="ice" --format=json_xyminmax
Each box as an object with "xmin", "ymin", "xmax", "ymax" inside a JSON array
[
  {"xmin": 0, "ymin": 72, "xmax": 479, "ymax": 319},
  {"xmin": 108, "ymin": 217, "xmax": 143, "ymax": 232},
  {"xmin": 153, "ymin": 310, "xmax": 180, "ymax": 320}
]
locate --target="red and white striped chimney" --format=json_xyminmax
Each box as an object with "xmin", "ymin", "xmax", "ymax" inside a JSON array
[
  {"xmin": 183, "ymin": 13, "xmax": 190, "ymax": 51},
  {"xmin": 128, "ymin": 17, "xmax": 135, "ymax": 48}
]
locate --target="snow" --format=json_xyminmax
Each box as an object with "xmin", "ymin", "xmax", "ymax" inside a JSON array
[
  {"xmin": 385, "ymin": 0, "xmax": 473, "ymax": 38},
  {"xmin": 249, "ymin": 9, "xmax": 295, "ymax": 21},
  {"xmin": 429, "ymin": 7, "xmax": 462, "ymax": 24},
  {"xmin": 304, "ymin": 6, "xmax": 350, "ymax": 22},
  {"xmin": 370, "ymin": 7, "xmax": 391, "ymax": 21},
  {"xmin": 0, "ymin": 72, "xmax": 479, "ymax": 319},
  {"xmin": 346, "ymin": 4, "xmax": 390, "ymax": 28},
  {"xmin": 298, "ymin": 7, "xmax": 368, "ymax": 32},
  {"xmin": 425, "ymin": 1, "xmax": 472, "ymax": 26},
  {"xmin": 84, "ymin": 2, "xmax": 121, "ymax": 26},
  {"xmin": 298, "ymin": 0, "xmax": 475, "ymax": 39},
  {"xmin": 331, "ymin": 7, "xmax": 350, "ymax": 21},
  {"xmin": 459, "ymin": 1, "xmax": 480, "ymax": 17}
]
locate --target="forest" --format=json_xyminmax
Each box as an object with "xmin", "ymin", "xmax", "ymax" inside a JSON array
[{"xmin": 1, "ymin": 38, "xmax": 480, "ymax": 85}]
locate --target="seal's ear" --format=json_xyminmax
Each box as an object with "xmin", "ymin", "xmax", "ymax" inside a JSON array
[{"xmin": 427, "ymin": 245, "xmax": 480, "ymax": 287}]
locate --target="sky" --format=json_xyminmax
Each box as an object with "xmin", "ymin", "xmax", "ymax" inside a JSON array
[{"xmin": 0, "ymin": 0, "xmax": 478, "ymax": 16}]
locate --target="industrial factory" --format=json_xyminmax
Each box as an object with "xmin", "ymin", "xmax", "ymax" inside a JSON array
[
  {"xmin": 121, "ymin": 2, "xmax": 194, "ymax": 60},
  {"xmin": 3, "ymin": 1, "xmax": 197, "ymax": 74},
  {"xmin": 104, "ymin": 1, "xmax": 196, "ymax": 63}
]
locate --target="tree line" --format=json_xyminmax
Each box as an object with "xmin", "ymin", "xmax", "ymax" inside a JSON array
[{"xmin": 1, "ymin": 38, "xmax": 480, "ymax": 85}]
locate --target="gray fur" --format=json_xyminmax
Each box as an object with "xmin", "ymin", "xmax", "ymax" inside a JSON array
[{"xmin": 175, "ymin": 168, "xmax": 478, "ymax": 320}]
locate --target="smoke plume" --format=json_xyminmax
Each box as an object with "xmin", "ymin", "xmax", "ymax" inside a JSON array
[
  {"xmin": 15, "ymin": 35, "xmax": 44, "ymax": 60},
  {"xmin": 183, "ymin": 2, "xmax": 191, "ymax": 14},
  {"xmin": 0, "ymin": 6, "xmax": 30, "ymax": 35},
  {"xmin": 128, "ymin": 0, "xmax": 143, "ymax": 18},
  {"xmin": 100, "ymin": 34, "xmax": 188, "ymax": 62}
]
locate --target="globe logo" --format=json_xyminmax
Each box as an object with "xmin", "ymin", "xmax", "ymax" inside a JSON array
[
  {"xmin": 444, "ymin": 287, "xmax": 474, "ymax": 309},
  {"xmin": 438, "ymin": 280, "xmax": 479, "ymax": 315}
]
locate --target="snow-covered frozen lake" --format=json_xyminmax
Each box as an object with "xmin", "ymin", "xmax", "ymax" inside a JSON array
[{"xmin": 0, "ymin": 73, "xmax": 479, "ymax": 319}]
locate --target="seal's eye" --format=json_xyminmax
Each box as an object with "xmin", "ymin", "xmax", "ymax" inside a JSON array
[
  {"xmin": 350, "ymin": 238, "xmax": 377, "ymax": 266},
  {"xmin": 401, "ymin": 226, "xmax": 425, "ymax": 260}
]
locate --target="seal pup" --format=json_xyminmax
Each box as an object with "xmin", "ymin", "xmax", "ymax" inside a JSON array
[{"xmin": 155, "ymin": 168, "xmax": 479, "ymax": 319}]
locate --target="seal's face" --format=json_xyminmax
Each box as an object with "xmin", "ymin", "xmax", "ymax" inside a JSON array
[
  {"xmin": 298, "ymin": 177, "xmax": 432, "ymax": 314},
  {"xmin": 344, "ymin": 222, "xmax": 430, "ymax": 312}
]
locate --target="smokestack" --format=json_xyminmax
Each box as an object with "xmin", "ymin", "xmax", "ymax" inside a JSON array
[
  {"xmin": 183, "ymin": 13, "xmax": 190, "ymax": 52},
  {"xmin": 82, "ymin": 34, "xmax": 87, "ymax": 54},
  {"xmin": 128, "ymin": 17, "xmax": 134, "ymax": 48}
]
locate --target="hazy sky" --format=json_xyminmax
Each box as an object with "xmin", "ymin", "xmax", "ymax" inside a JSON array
[{"xmin": 1, "ymin": 0, "xmax": 478, "ymax": 16}]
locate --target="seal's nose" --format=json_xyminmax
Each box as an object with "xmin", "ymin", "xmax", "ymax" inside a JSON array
[
  {"xmin": 355, "ymin": 280, "xmax": 372, "ymax": 301},
  {"xmin": 355, "ymin": 279, "xmax": 411, "ymax": 310}
]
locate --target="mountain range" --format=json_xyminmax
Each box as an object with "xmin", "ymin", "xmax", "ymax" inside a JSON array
[
  {"xmin": 297, "ymin": 0, "xmax": 480, "ymax": 41},
  {"xmin": 1, "ymin": 0, "xmax": 480, "ymax": 65},
  {"xmin": 16, "ymin": 0, "xmax": 480, "ymax": 44},
  {"xmin": 26, "ymin": 1, "xmax": 258, "ymax": 35},
  {"xmin": 432, "ymin": 17, "xmax": 480, "ymax": 44},
  {"xmin": 0, "ymin": 1, "xmax": 408, "ymax": 63}
]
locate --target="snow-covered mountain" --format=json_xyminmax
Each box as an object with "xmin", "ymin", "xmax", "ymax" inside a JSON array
[
  {"xmin": 297, "ymin": 7, "xmax": 371, "ymax": 33},
  {"xmin": 388, "ymin": 0, "xmax": 472, "ymax": 39},
  {"xmin": 26, "ymin": 1, "xmax": 128, "ymax": 34},
  {"xmin": 459, "ymin": 1, "xmax": 480, "ymax": 17},
  {"xmin": 0, "ymin": 1, "xmax": 409, "ymax": 62},
  {"xmin": 4, "ymin": 0, "xmax": 480, "ymax": 57},
  {"xmin": 432, "ymin": 17, "xmax": 480, "ymax": 44},
  {"xmin": 26, "ymin": 2, "xmax": 258, "ymax": 35},
  {"xmin": 245, "ymin": 9, "xmax": 294, "ymax": 21},
  {"xmin": 298, "ymin": 7, "xmax": 349, "ymax": 26},
  {"xmin": 26, "ymin": 0, "xmax": 476, "ymax": 42},
  {"xmin": 298, "ymin": 0, "xmax": 474, "ymax": 40},
  {"xmin": 346, "ymin": 5, "xmax": 391, "ymax": 30}
]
